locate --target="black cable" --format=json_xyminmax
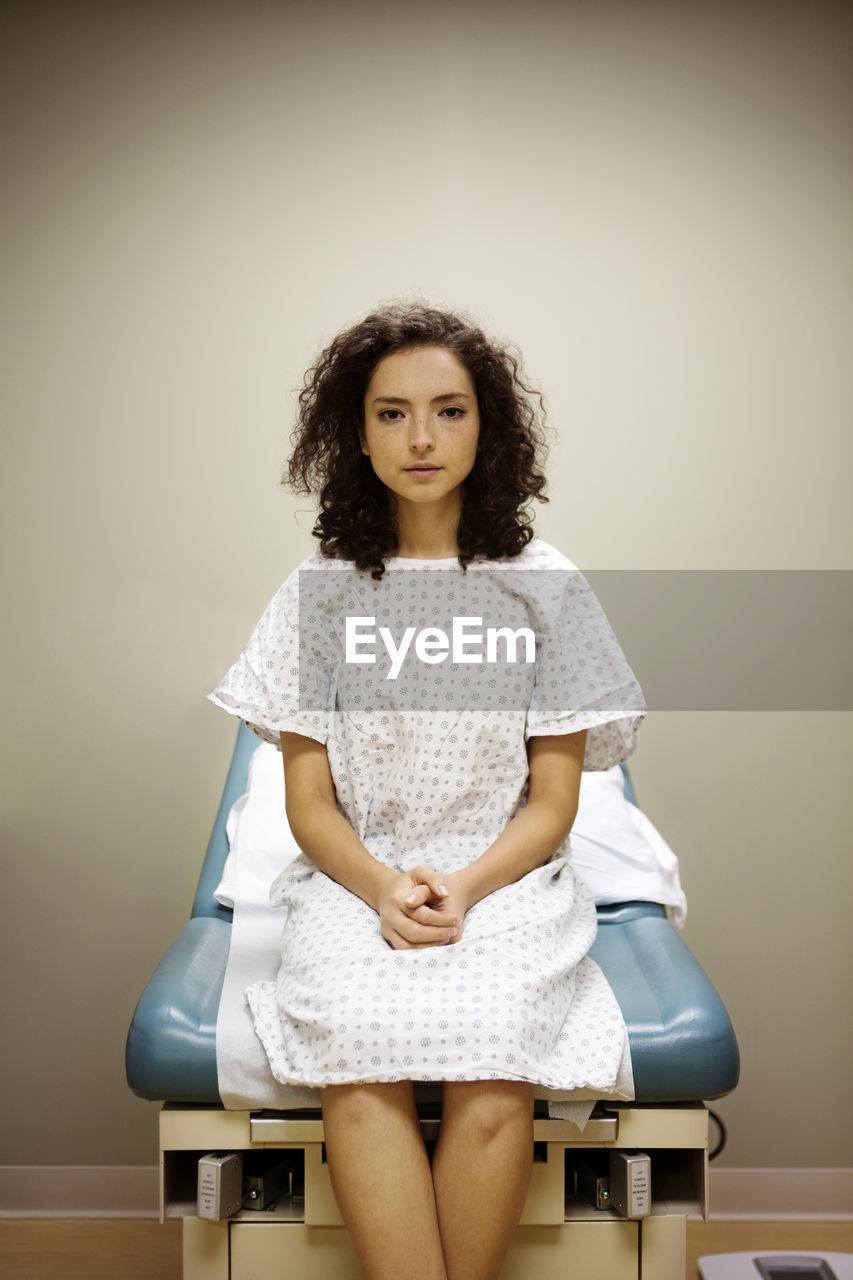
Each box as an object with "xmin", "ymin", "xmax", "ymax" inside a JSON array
[{"xmin": 708, "ymin": 1108, "xmax": 727, "ymax": 1161}]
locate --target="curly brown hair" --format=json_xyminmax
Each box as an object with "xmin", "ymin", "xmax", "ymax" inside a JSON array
[{"xmin": 286, "ymin": 301, "xmax": 550, "ymax": 578}]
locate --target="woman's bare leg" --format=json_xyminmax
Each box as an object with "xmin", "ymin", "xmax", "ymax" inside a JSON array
[
  {"xmin": 322, "ymin": 1081, "xmax": 447, "ymax": 1280},
  {"xmin": 432, "ymin": 1080, "xmax": 535, "ymax": 1280}
]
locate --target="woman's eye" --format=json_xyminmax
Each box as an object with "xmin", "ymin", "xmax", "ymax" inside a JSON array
[
  {"xmin": 378, "ymin": 409, "xmax": 404, "ymax": 423},
  {"xmin": 442, "ymin": 406, "xmax": 465, "ymax": 420}
]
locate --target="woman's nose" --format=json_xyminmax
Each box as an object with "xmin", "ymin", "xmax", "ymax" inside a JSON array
[{"xmin": 409, "ymin": 417, "xmax": 434, "ymax": 449}]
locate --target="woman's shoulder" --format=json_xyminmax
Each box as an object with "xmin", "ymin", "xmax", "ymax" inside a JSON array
[
  {"xmin": 492, "ymin": 538, "xmax": 580, "ymax": 573},
  {"xmin": 259, "ymin": 550, "xmax": 353, "ymax": 616},
  {"xmin": 278, "ymin": 549, "xmax": 354, "ymax": 585},
  {"xmin": 297, "ymin": 548, "xmax": 355, "ymax": 571}
]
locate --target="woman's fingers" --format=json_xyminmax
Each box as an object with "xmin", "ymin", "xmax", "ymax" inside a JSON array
[
  {"xmin": 385, "ymin": 926, "xmax": 459, "ymax": 950},
  {"xmin": 382, "ymin": 904, "xmax": 459, "ymax": 948},
  {"xmin": 408, "ymin": 902, "xmax": 459, "ymax": 928},
  {"xmin": 408, "ymin": 865, "xmax": 450, "ymax": 902},
  {"xmin": 402, "ymin": 867, "xmax": 450, "ymax": 917},
  {"xmin": 403, "ymin": 883, "xmax": 432, "ymax": 908},
  {"xmin": 377, "ymin": 866, "xmax": 460, "ymax": 949},
  {"xmin": 393, "ymin": 912, "xmax": 459, "ymax": 945}
]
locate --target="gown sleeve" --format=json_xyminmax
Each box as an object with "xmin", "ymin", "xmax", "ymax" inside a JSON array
[
  {"xmin": 207, "ymin": 564, "xmax": 334, "ymax": 749},
  {"xmin": 524, "ymin": 562, "xmax": 646, "ymax": 770}
]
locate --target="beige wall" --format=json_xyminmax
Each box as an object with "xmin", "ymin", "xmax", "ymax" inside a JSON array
[{"xmin": 1, "ymin": 0, "xmax": 850, "ymax": 1168}]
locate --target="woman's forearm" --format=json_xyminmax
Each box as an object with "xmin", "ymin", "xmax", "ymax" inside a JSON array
[
  {"xmin": 450, "ymin": 792, "xmax": 578, "ymax": 909},
  {"xmin": 287, "ymin": 791, "xmax": 461, "ymax": 949},
  {"xmin": 280, "ymin": 732, "xmax": 458, "ymax": 949},
  {"xmin": 286, "ymin": 793, "xmax": 396, "ymax": 911},
  {"xmin": 280, "ymin": 732, "xmax": 395, "ymax": 909},
  {"xmin": 450, "ymin": 729, "xmax": 588, "ymax": 910}
]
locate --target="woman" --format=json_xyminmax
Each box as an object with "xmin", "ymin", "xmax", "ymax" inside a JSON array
[{"xmin": 209, "ymin": 302, "xmax": 645, "ymax": 1279}]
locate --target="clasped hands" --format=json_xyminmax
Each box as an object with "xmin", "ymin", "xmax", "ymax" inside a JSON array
[{"xmin": 376, "ymin": 864, "xmax": 467, "ymax": 951}]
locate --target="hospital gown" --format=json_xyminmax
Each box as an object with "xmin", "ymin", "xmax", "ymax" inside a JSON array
[{"xmin": 208, "ymin": 538, "xmax": 646, "ymax": 1095}]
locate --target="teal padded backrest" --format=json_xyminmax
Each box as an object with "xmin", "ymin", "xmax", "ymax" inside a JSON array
[
  {"xmin": 619, "ymin": 761, "xmax": 637, "ymax": 805},
  {"xmin": 191, "ymin": 722, "xmax": 260, "ymax": 921}
]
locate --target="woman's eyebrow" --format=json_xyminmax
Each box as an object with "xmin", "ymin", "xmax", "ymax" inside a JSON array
[{"xmin": 371, "ymin": 392, "xmax": 472, "ymax": 406}]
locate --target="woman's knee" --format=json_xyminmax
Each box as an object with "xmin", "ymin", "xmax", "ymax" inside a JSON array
[
  {"xmin": 323, "ymin": 1080, "xmax": 416, "ymax": 1132},
  {"xmin": 442, "ymin": 1081, "xmax": 534, "ymax": 1145}
]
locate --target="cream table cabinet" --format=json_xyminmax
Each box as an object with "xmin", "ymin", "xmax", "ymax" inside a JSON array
[{"xmin": 163, "ymin": 1102, "xmax": 707, "ymax": 1280}]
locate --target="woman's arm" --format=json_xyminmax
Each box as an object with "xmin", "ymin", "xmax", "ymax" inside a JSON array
[
  {"xmin": 280, "ymin": 732, "xmax": 460, "ymax": 949},
  {"xmin": 425, "ymin": 729, "xmax": 588, "ymax": 934}
]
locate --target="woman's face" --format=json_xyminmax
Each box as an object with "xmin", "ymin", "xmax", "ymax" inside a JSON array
[{"xmin": 360, "ymin": 345, "xmax": 480, "ymax": 513}]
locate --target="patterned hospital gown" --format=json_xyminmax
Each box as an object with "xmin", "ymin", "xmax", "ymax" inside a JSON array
[{"xmin": 208, "ymin": 538, "xmax": 646, "ymax": 1095}]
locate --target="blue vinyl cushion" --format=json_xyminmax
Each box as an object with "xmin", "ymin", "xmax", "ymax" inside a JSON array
[
  {"xmin": 126, "ymin": 917, "xmax": 228, "ymax": 1103},
  {"xmin": 590, "ymin": 903, "xmax": 739, "ymax": 1101},
  {"xmin": 126, "ymin": 724, "xmax": 739, "ymax": 1105}
]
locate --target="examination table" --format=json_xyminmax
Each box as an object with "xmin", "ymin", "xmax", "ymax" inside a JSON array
[{"xmin": 127, "ymin": 723, "xmax": 739, "ymax": 1279}]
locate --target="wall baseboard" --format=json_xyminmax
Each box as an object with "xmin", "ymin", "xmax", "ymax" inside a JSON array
[
  {"xmin": 1, "ymin": 1165, "xmax": 850, "ymax": 1221},
  {"xmin": 709, "ymin": 1168, "xmax": 853, "ymax": 1221}
]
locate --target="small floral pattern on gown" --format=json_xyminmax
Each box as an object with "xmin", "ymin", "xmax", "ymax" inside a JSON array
[{"xmin": 209, "ymin": 539, "xmax": 646, "ymax": 1094}]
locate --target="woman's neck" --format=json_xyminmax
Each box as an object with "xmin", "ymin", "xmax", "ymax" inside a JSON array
[{"xmin": 392, "ymin": 495, "xmax": 462, "ymax": 560}]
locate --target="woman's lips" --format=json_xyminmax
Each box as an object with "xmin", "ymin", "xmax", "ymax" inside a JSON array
[{"xmin": 405, "ymin": 465, "xmax": 442, "ymax": 478}]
